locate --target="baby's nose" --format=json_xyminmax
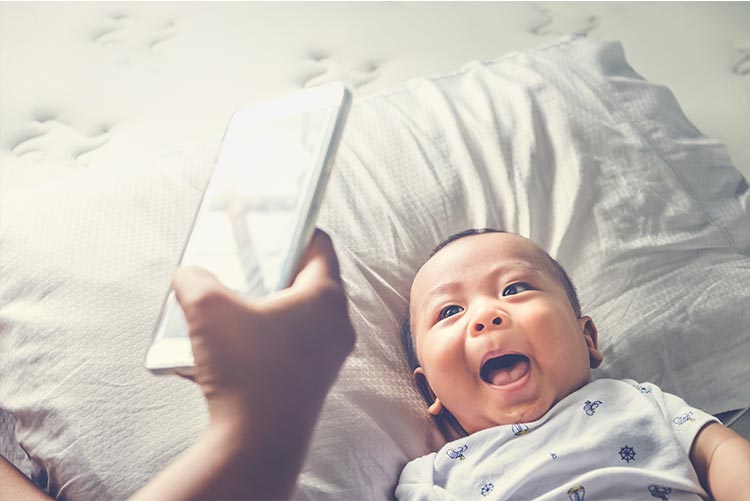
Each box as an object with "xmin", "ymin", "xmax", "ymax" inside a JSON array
[{"xmin": 474, "ymin": 316, "xmax": 502, "ymax": 332}]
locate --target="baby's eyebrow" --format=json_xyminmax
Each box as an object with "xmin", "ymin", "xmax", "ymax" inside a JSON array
[
  {"xmin": 418, "ymin": 260, "xmax": 542, "ymax": 314},
  {"xmin": 419, "ymin": 282, "xmax": 463, "ymax": 314}
]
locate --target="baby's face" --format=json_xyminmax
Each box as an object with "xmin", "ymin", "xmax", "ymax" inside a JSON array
[{"xmin": 410, "ymin": 232, "xmax": 601, "ymax": 434}]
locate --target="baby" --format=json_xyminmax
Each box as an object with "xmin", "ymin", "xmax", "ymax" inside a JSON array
[{"xmin": 396, "ymin": 229, "xmax": 749, "ymax": 500}]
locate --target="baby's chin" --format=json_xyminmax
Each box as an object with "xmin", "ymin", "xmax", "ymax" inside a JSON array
[{"xmin": 456, "ymin": 381, "xmax": 585, "ymax": 433}]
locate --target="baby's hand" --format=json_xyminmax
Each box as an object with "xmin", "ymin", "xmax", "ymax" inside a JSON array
[{"xmin": 171, "ymin": 229, "xmax": 356, "ymax": 430}]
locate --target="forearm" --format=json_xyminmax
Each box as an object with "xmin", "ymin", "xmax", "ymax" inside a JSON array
[
  {"xmin": 705, "ymin": 435, "xmax": 750, "ymax": 500},
  {"xmin": 131, "ymin": 408, "xmax": 320, "ymax": 501},
  {"xmin": 131, "ymin": 422, "xmax": 250, "ymax": 501},
  {"xmin": 0, "ymin": 456, "xmax": 51, "ymax": 501}
]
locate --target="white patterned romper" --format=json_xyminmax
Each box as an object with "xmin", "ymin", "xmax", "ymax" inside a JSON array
[{"xmin": 396, "ymin": 379, "xmax": 718, "ymax": 500}]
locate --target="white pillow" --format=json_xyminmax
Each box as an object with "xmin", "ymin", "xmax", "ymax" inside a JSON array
[
  {"xmin": 1, "ymin": 35, "xmax": 748, "ymax": 500},
  {"xmin": 297, "ymin": 35, "xmax": 750, "ymax": 498}
]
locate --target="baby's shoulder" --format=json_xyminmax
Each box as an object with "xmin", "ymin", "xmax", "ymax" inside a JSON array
[
  {"xmin": 399, "ymin": 450, "xmax": 438, "ymax": 483},
  {"xmin": 402, "ymin": 432, "xmax": 485, "ymax": 472},
  {"xmin": 548, "ymin": 378, "xmax": 666, "ymax": 420}
]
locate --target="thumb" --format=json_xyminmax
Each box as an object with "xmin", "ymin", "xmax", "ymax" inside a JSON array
[
  {"xmin": 172, "ymin": 266, "xmax": 231, "ymax": 318},
  {"xmin": 290, "ymin": 229, "xmax": 342, "ymax": 291}
]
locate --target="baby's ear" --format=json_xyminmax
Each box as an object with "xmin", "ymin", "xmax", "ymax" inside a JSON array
[
  {"xmin": 413, "ymin": 367, "xmax": 444, "ymax": 415},
  {"xmin": 578, "ymin": 316, "xmax": 603, "ymax": 368}
]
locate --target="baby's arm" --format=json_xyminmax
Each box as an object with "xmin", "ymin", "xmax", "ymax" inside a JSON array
[{"xmin": 690, "ymin": 421, "xmax": 750, "ymax": 499}]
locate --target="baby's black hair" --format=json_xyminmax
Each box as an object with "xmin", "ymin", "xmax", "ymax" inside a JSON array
[{"xmin": 401, "ymin": 228, "xmax": 582, "ymax": 373}]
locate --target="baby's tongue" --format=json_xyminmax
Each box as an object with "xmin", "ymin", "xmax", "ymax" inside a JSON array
[{"xmin": 488, "ymin": 355, "xmax": 530, "ymax": 386}]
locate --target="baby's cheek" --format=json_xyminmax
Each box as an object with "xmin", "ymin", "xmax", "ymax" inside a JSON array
[
  {"xmin": 523, "ymin": 303, "xmax": 563, "ymax": 332},
  {"xmin": 425, "ymin": 337, "xmax": 460, "ymax": 367},
  {"xmin": 422, "ymin": 332, "xmax": 467, "ymax": 379}
]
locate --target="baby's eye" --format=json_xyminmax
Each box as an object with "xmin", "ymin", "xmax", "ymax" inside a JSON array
[
  {"xmin": 503, "ymin": 282, "xmax": 532, "ymax": 296},
  {"xmin": 438, "ymin": 305, "xmax": 464, "ymax": 320}
]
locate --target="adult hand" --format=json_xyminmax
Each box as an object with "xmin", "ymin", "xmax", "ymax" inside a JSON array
[
  {"xmin": 172, "ymin": 229, "xmax": 356, "ymax": 430},
  {"xmin": 133, "ymin": 229, "xmax": 357, "ymax": 500}
]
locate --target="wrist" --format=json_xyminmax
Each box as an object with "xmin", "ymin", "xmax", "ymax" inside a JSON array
[
  {"xmin": 204, "ymin": 408, "xmax": 317, "ymax": 500},
  {"xmin": 208, "ymin": 397, "xmax": 322, "ymax": 454},
  {"xmin": 206, "ymin": 379, "xmax": 331, "ymax": 436}
]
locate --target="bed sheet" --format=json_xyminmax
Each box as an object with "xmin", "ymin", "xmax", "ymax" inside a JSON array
[{"xmin": 1, "ymin": 1, "xmax": 748, "ymax": 494}]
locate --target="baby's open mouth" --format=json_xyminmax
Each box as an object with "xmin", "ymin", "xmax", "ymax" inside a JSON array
[{"xmin": 480, "ymin": 353, "xmax": 530, "ymax": 386}]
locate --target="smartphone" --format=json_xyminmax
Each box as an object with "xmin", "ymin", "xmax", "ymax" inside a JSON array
[{"xmin": 145, "ymin": 82, "xmax": 351, "ymax": 375}]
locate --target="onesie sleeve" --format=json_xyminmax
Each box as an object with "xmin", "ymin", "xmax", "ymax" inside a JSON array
[
  {"xmin": 635, "ymin": 381, "xmax": 720, "ymax": 455},
  {"xmin": 395, "ymin": 453, "xmax": 460, "ymax": 501}
]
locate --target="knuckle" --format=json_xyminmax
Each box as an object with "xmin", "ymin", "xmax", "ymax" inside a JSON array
[{"xmin": 315, "ymin": 228, "xmax": 332, "ymax": 244}]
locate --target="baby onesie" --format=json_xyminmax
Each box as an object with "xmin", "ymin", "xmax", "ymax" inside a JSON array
[{"xmin": 396, "ymin": 379, "xmax": 718, "ymax": 500}]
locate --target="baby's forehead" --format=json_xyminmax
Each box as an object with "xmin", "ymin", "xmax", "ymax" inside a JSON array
[{"xmin": 412, "ymin": 233, "xmax": 552, "ymax": 297}]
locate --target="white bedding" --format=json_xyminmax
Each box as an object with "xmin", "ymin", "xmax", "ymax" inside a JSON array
[{"xmin": 1, "ymin": 3, "xmax": 748, "ymax": 500}]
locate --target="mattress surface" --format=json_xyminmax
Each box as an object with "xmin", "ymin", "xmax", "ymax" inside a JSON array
[{"xmin": 1, "ymin": 2, "xmax": 748, "ymax": 183}]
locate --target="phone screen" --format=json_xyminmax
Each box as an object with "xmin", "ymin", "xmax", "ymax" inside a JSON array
[{"xmin": 149, "ymin": 84, "xmax": 349, "ymax": 357}]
